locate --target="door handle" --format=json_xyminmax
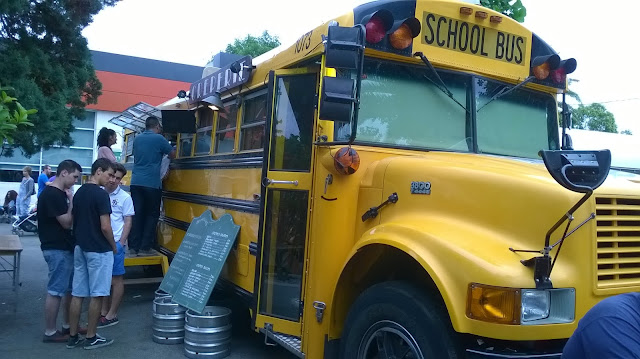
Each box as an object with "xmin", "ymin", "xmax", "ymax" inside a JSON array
[{"xmin": 262, "ymin": 178, "xmax": 299, "ymax": 187}]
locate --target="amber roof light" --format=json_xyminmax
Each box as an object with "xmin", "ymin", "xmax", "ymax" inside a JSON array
[{"xmin": 460, "ymin": 7, "xmax": 473, "ymax": 15}]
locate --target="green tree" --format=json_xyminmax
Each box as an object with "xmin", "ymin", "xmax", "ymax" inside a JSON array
[
  {"xmin": 481, "ymin": 0, "xmax": 527, "ymax": 22},
  {"xmin": 222, "ymin": 30, "xmax": 281, "ymax": 58},
  {"xmin": 620, "ymin": 129, "xmax": 633, "ymax": 135},
  {"xmin": 572, "ymin": 103, "xmax": 618, "ymax": 133},
  {"xmin": 0, "ymin": 0, "xmax": 119, "ymax": 157},
  {"xmin": 0, "ymin": 83, "xmax": 35, "ymax": 145}
]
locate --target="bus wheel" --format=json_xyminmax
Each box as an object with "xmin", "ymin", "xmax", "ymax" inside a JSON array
[{"xmin": 340, "ymin": 281, "xmax": 461, "ymax": 359}]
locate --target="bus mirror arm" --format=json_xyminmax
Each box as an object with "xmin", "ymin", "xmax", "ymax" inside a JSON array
[
  {"xmin": 510, "ymin": 191, "xmax": 595, "ymax": 289},
  {"xmin": 510, "ymin": 150, "xmax": 610, "ymax": 289},
  {"xmin": 348, "ymin": 24, "xmax": 366, "ymax": 145}
]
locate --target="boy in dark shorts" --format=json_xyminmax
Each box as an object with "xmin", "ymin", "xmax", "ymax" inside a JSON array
[
  {"xmin": 37, "ymin": 160, "xmax": 82, "ymax": 342},
  {"xmin": 67, "ymin": 158, "xmax": 117, "ymax": 350}
]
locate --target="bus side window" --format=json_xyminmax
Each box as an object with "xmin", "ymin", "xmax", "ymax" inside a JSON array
[
  {"xmin": 194, "ymin": 107, "xmax": 214, "ymax": 155},
  {"xmin": 124, "ymin": 133, "xmax": 135, "ymax": 163},
  {"xmin": 215, "ymin": 102, "xmax": 238, "ymax": 154},
  {"xmin": 178, "ymin": 133, "xmax": 194, "ymax": 157},
  {"xmin": 240, "ymin": 92, "xmax": 267, "ymax": 151}
]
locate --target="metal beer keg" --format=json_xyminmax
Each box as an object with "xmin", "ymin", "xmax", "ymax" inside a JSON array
[
  {"xmin": 152, "ymin": 296, "xmax": 187, "ymax": 344},
  {"xmin": 155, "ymin": 288, "xmax": 171, "ymax": 299},
  {"xmin": 183, "ymin": 306, "xmax": 232, "ymax": 358}
]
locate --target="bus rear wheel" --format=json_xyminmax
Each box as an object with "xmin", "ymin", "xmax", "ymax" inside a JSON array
[{"xmin": 340, "ymin": 281, "xmax": 462, "ymax": 359}]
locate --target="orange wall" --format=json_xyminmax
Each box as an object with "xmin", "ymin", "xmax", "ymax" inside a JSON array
[{"xmin": 87, "ymin": 71, "xmax": 192, "ymax": 112}]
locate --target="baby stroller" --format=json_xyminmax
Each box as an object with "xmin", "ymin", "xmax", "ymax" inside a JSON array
[
  {"xmin": 1, "ymin": 190, "xmax": 17, "ymax": 223},
  {"xmin": 12, "ymin": 205, "xmax": 38, "ymax": 236}
]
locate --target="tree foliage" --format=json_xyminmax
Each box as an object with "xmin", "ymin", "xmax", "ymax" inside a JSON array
[
  {"xmin": 480, "ymin": 0, "xmax": 527, "ymax": 23},
  {"xmin": 0, "ymin": 0, "xmax": 119, "ymax": 156},
  {"xmin": 0, "ymin": 83, "xmax": 35, "ymax": 144},
  {"xmin": 223, "ymin": 30, "xmax": 281, "ymax": 58},
  {"xmin": 620, "ymin": 129, "xmax": 633, "ymax": 135},
  {"xmin": 572, "ymin": 103, "xmax": 618, "ymax": 133}
]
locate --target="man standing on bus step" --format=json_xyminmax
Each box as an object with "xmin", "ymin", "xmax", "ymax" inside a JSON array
[
  {"xmin": 37, "ymin": 164, "xmax": 52, "ymax": 197},
  {"xmin": 37, "ymin": 160, "xmax": 83, "ymax": 342},
  {"xmin": 129, "ymin": 116, "xmax": 175, "ymax": 257},
  {"xmin": 66, "ymin": 158, "xmax": 117, "ymax": 350},
  {"xmin": 98, "ymin": 163, "xmax": 134, "ymax": 328}
]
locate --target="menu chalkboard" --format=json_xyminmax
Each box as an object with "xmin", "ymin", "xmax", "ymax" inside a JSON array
[{"xmin": 159, "ymin": 211, "xmax": 240, "ymax": 313}]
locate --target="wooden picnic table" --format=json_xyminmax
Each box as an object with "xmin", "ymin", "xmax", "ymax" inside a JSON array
[{"xmin": 0, "ymin": 235, "xmax": 23, "ymax": 290}]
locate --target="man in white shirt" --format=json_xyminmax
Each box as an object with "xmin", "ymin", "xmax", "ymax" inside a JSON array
[{"xmin": 98, "ymin": 163, "xmax": 134, "ymax": 327}]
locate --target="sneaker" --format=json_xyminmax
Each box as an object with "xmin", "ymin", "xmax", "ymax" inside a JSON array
[
  {"xmin": 66, "ymin": 335, "xmax": 84, "ymax": 349},
  {"xmin": 43, "ymin": 330, "xmax": 68, "ymax": 343},
  {"xmin": 137, "ymin": 249, "xmax": 157, "ymax": 257},
  {"xmin": 125, "ymin": 248, "xmax": 138, "ymax": 257},
  {"xmin": 83, "ymin": 334, "xmax": 114, "ymax": 350},
  {"xmin": 61, "ymin": 326, "xmax": 88, "ymax": 335},
  {"xmin": 97, "ymin": 316, "xmax": 119, "ymax": 328}
]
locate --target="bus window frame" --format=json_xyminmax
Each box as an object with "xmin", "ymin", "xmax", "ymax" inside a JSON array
[
  {"xmin": 214, "ymin": 99, "xmax": 239, "ymax": 154},
  {"xmin": 194, "ymin": 106, "xmax": 215, "ymax": 156},
  {"xmin": 177, "ymin": 132, "xmax": 195, "ymax": 158},
  {"xmin": 323, "ymin": 56, "xmax": 559, "ymax": 158},
  {"xmin": 123, "ymin": 132, "xmax": 135, "ymax": 163},
  {"xmin": 239, "ymin": 88, "xmax": 268, "ymax": 153}
]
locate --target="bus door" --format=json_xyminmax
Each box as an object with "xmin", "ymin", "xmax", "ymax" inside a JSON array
[{"xmin": 256, "ymin": 68, "xmax": 319, "ymax": 345}]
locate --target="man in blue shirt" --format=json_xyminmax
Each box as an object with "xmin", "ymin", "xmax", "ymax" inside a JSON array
[
  {"xmin": 129, "ymin": 116, "xmax": 175, "ymax": 257},
  {"xmin": 37, "ymin": 164, "xmax": 52, "ymax": 197},
  {"xmin": 562, "ymin": 292, "xmax": 640, "ymax": 358}
]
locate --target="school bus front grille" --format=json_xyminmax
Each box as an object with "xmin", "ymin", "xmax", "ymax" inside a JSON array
[{"xmin": 595, "ymin": 197, "xmax": 640, "ymax": 289}]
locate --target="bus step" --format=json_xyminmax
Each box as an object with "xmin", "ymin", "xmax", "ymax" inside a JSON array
[{"xmin": 260, "ymin": 326, "xmax": 304, "ymax": 358}]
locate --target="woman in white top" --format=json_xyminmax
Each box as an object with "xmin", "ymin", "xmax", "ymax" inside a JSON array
[
  {"xmin": 97, "ymin": 127, "xmax": 117, "ymax": 162},
  {"xmin": 17, "ymin": 166, "xmax": 34, "ymax": 217}
]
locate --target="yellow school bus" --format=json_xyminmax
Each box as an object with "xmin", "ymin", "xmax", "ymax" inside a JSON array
[{"xmin": 125, "ymin": 1, "xmax": 640, "ymax": 358}]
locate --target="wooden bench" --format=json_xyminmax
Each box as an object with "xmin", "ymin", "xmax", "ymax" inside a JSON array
[{"xmin": 0, "ymin": 235, "xmax": 23, "ymax": 290}]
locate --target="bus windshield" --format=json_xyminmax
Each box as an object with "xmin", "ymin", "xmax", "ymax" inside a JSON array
[{"xmin": 337, "ymin": 58, "xmax": 559, "ymax": 158}]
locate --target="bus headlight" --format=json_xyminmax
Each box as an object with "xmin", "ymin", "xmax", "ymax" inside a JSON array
[
  {"xmin": 467, "ymin": 284, "xmax": 575, "ymax": 325},
  {"xmin": 521, "ymin": 288, "xmax": 576, "ymax": 326},
  {"xmin": 521, "ymin": 290, "xmax": 550, "ymax": 322}
]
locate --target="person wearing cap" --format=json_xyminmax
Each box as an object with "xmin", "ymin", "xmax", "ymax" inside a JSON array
[{"xmin": 128, "ymin": 116, "xmax": 175, "ymax": 257}]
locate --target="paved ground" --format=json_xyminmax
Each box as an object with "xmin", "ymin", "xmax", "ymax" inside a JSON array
[{"xmin": 0, "ymin": 223, "xmax": 295, "ymax": 359}]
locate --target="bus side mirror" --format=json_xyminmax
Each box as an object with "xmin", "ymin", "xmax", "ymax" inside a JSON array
[
  {"xmin": 539, "ymin": 150, "xmax": 611, "ymax": 193},
  {"xmin": 320, "ymin": 25, "xmax": 365, "ymax": 143},
  {"xmin": 320, "ymin": 77, "xmax": 355, "ymax": 123}
]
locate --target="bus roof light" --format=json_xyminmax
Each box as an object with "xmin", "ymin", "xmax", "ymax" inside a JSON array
[
  {"xmin": 531, "ymin": 54, "xmax": 560, "ymax": 80},
  {"xmin": 475, "ymin": 11, "xmax": 488, "ymax": 19},
  {"xmin": 490, "ymin": 15, "xmax": 502, "ymax": 23},
  {"xmin": 550, "ymin": 58, "xmax": 577, "ymax": 84},
  {"xmin": 389, "ymin": 18, "xmax": 420, "ymax": 50},
  {"xmin": 460, "ymin": 7, "xmax": 473, "ymax": 15},
  {"xmin": 363, "ymin": 10, "xmax": 393, "ymax": 44},
  {"xmin": 560, "ymin": 58, "xmax": 577, "ymax": 74}
]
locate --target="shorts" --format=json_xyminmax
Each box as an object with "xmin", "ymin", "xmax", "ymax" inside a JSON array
[
  {"xmin": 112, "ymin": 242, "xmax": 125, "ymax": 276},
  {"xmin": 72, "ymin": 245, "xmax": 114, "ymax": 297},
  {"xmin": 42, "ymin": 249, "xmax": 74, "ymax": 297}
]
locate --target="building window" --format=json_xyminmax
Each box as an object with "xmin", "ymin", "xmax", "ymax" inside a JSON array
[
  {"xmin": 194, "ymin": 108, "xmax": 214, "ymax": 155},
  {"xmin": 215, "ymin": 102, "xmax": 238, "ymax": 154},
  {"xmin": 240, "ymin": 91, "xmax": 267, "ymax": 151}
]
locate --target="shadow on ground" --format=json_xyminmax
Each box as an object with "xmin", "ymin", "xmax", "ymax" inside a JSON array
[{"xmin": 0, "ymin": 224, "xmax": 295, "ymax": 359}]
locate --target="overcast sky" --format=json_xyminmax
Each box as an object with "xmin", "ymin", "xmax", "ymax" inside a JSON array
[{"xmin": 83, "ymin": 0, "xmax": 640, "ymax": 135}]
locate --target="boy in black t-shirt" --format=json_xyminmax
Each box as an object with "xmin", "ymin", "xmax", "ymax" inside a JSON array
[
  {"xmin": 67, "ymin": 158, "xmax": 117, "ymax": 350},
  {"xmin": 37, "ymin": 160, "xmax": 82, "ymax": 343}
]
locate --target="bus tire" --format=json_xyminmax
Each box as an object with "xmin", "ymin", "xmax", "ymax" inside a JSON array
[{"xmin": 340, "ymin": 281, "xmax": 462, "ymax": 359}]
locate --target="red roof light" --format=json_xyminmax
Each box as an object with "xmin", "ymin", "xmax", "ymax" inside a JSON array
[{"xmin": 365, "ymin": 16, "xmax": 387, "ymax": 43}]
